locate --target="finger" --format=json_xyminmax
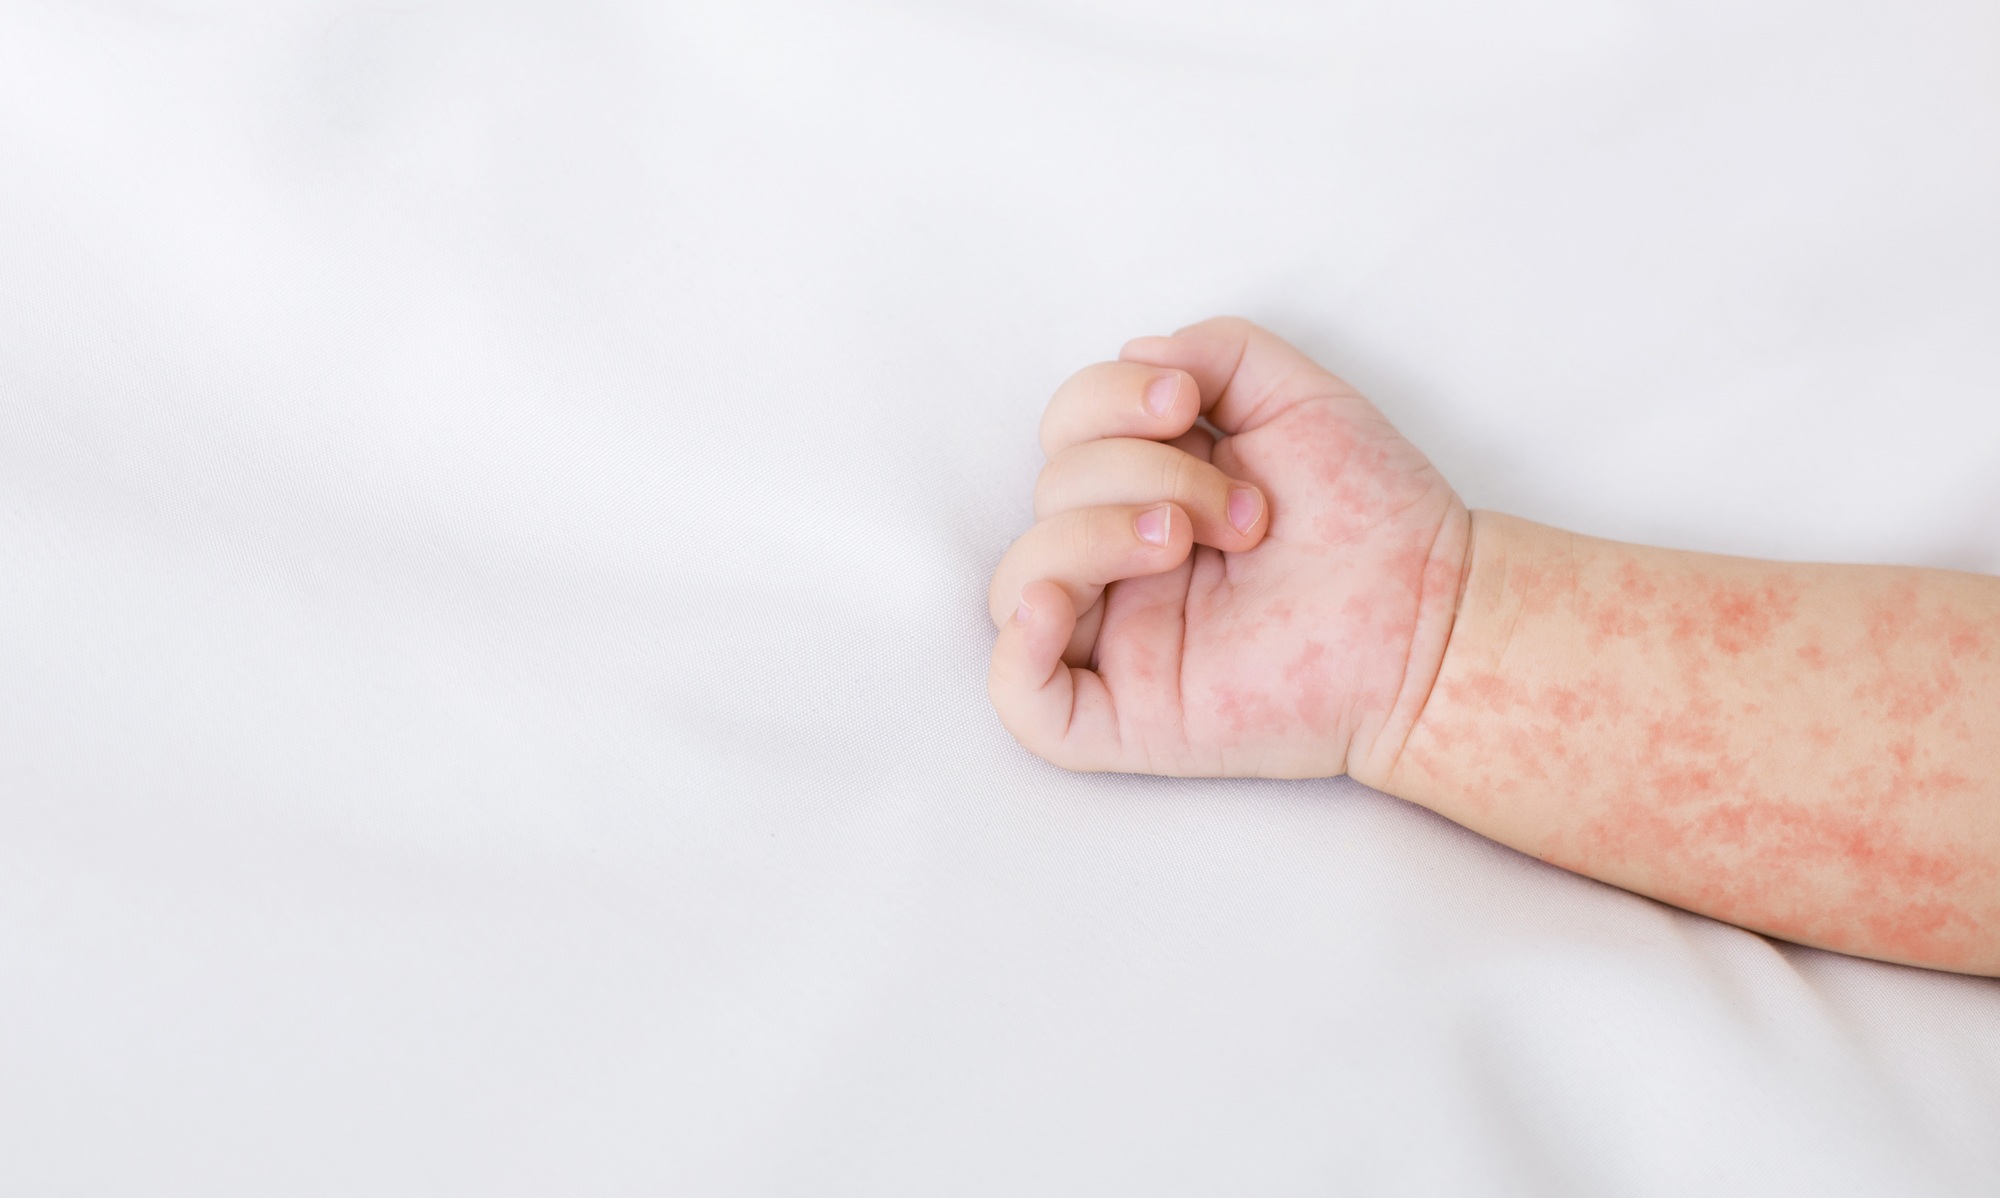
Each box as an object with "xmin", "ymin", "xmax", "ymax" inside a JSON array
[
  {"xmin": 1063, "ymin": 588, "xmax": 1107, "ymax": 668},
  {"xmin": 1167, "ymin": 425, "xmax": 1214, "ymax": 462},
  {"xmin": 989, "ymin": 581, "xmax": 1127, "ymax": 772},
  {"xmin": 1034, "ymin": 438, "xmax": 1267, "ymax": 551},
  {"xmin": 1119, "ymin": 315, "xmax": 1373, "ymax": 436},
  {"xmin": 987, "ymin": 502, "xmax": 1193, "ymax": 628},
  {"xmin": 1039, "ymin": 361, "xmax": 1200, "ymax": 457}
]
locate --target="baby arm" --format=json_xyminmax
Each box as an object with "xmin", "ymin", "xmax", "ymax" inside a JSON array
[
  {"xmin": 1383, "ymin": 515, "xmax": 2000, "ymax": 975},
  {"xmin": 990, "ymin": 317, "xmax": 2000, "ymax": 976}
]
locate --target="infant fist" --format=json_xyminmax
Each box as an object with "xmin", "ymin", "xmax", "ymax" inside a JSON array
[{"xmin": 988, "ymin": 317, "xmax": 1469, "ymax": 783}]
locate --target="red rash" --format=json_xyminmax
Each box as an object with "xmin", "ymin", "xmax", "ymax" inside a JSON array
[
  {"xmin": 1396, "ymin": 521, "xmax": 2000, "ymax": 972},
  {"xmin": 1569, "ymin": 557, "xmax": 1804, "ymax": 659},
  {"xmin": 1285, "ymin": 641, "xmax": 1334, "ymax": 730}
]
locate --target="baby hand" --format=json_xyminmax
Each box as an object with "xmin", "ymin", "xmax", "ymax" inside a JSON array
[{"xmin": 989, "ymin": 317, "xmax": 1470, "ymax": 782}]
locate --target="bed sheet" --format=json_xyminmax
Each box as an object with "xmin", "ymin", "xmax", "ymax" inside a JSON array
[{"xmin": 2, "ymin": 1, "xmax": 1998, "ymax": 1193}]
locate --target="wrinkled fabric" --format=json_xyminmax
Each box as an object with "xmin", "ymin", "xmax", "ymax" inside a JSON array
[{"xmin": 2, "ymin": 2, "xmax": 1997, "ymax": 1194}]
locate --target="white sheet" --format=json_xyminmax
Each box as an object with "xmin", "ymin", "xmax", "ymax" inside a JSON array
[{"xmin": 3, "ymin": 1, "xmax": 1997, "ymax": 1192}]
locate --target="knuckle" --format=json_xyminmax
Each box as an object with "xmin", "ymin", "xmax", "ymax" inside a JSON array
[
  {"xmin": 1160, "ymin": 450, "xmax": 1197, "ymax": 501},
  {"xmin": 1065, "ymin": 512, "xmax": 1107, "ymax": 561},
  {"xmin": 1190, "ymin": 314, "xmax": 1253, "ymax": 341},
  {"xmin": 1042, "ymin": 363, "xmax": 1121, "ymax": 455},
  {"xmin": 987, "ymin": 569, "xmax": 1014, "ymax": 623},
  {"xmin": 1037, "ymin": 407, "xmax": 1067, "ymax": 458},
  {"xmin": 1031, "ymin": 459, "xmax": 1063, "ymax": 517}
]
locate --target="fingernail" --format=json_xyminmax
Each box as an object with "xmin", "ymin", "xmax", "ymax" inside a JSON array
[
  {"xmin": 1014, "ymin": 596, "xmax": 1034, "ymax": 625},
  {"xmin": 1143, "ymin": 374, "xmax": 1178, "ymax": 417},
  {"xmin": 1135, "ymin": 504, "xmax": 1171, "ymax": 546},
  {"xmin": 1227, "ymin": 487, "xmax": 1261, "ymax": 534}
]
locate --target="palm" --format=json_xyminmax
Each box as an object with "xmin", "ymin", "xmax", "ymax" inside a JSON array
[
  {"xmin": 1093, "ymin": 386, "xmax": 1464, "ymax": 777},
  {"xmin": 990, "ymin": 317, "xmax": 1468, "ymax": 781}
]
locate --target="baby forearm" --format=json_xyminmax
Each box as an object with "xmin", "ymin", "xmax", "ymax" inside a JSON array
[{"xmin": 1375, "ymin": 513, "xmax": 2000, "ymax": 975}]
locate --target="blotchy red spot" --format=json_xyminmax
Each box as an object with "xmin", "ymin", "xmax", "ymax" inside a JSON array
[
  {"xmin": 1709, "ymin": 584, "xmax": 1796, "ymax": 654},
  {"xmin": 1508, "ymin": 560, "xmax": 1572, "ymax": 618},
  {"xmin": 1638, "ymin": 697, "xmax": 1727, "ymax": 765},
  {"xmin": 1937, "ymin": 606, "xmax": 1993, "ymax": 660},
  {"xmin": 1206, "ymin": 683, "xmax": 1284, "ymax": 746},
  {"xmin": 1449, "ymin": 670, "xmax": 1514, "ymax": 713},
  {"xmin": 1862, "ymin": 902, "xmax": 1979, "ymax": 958},
  {"xmin": 1866, "ymin": 582, "xmax": 1920, "ymax": 655},
  {"xmin": 1415, "ymin": 670, "xmax": 1631, "ymax": 804},
  {"xmin": 1858, "ymin": 651, "xmax": 1964, "ymax": 724},
  {"xmin": 1575, "ymin": 561, "xmax": 1801, "ymax": 659},
  {"xmin": 1615, "ymin": 558, "xmax": 1659, "ymax": 602},
  {"xmin": 1658, "ymin": 576, "xmax": 1800, "ymax": 657},
  {"xmin": 1284, "ymin": 640, "xmax": 1335, "ymax": 732},
  {"xmin": 1588, "ymin": 603, "xmax": 1648, "ymax": 644}
]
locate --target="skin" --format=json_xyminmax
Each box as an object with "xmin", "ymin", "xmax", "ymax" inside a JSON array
[{"xmin": 988, "ymin": 317, "xmax": 2000, "ymax": 976}]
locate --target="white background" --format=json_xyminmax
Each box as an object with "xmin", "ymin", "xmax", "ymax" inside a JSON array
[{"xmin": 2, "ymin": 1, "xmax": 1998, "ymax": 1193}]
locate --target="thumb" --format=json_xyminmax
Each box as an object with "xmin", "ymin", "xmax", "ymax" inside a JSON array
[
  {"xmin": 988, "ymin": 581, "xmax": 1126, "ymax": 772},
  {"xmin": 1119, "ymin": 316, "xmax": 1370, "ymax": 437}
]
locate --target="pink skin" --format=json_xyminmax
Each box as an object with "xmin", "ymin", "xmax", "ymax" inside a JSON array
[
  {"xmin": 993, "ymin": 317, "xmax": 2000, "ymax": 976},
  {"xmin": 992, "ymin": 317, "xmax": 1467, "ymax": 781},
  {"xmin": 1390, "ymin": 525, "xmax": 2000, "ymax": 973},
  {"xmin": 1126, "ymin": 400, "xmax": 1465, "ymax": 778}
]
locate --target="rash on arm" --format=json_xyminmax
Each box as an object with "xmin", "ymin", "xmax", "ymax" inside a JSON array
[{"xmin": 1369, "ymin": 513, "xmax": 2000, "ymax": 975}]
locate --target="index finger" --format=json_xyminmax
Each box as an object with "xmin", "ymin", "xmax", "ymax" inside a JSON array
[{"xmin": 1039, "ymin": 360, "xmax": 1201, "ymax": 457}]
